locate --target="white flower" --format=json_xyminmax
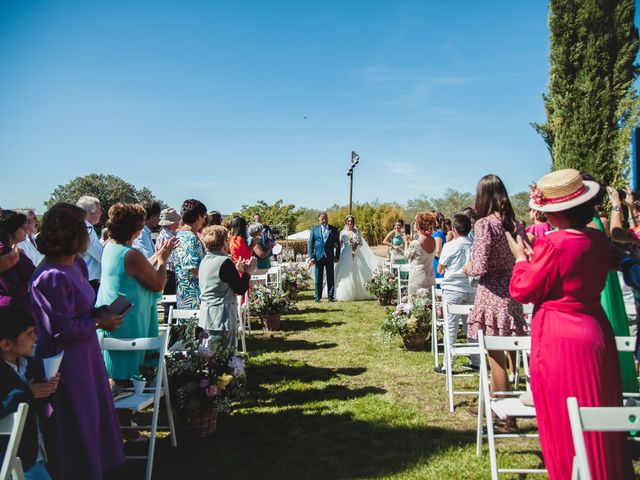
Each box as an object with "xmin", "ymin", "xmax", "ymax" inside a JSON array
[
  {"xmin": 416, "ymin": 288, "xmax": 429, "ymax": 297},
  {"xmin": 229, "ymin": 356, "xmax": 245, "ymax": 377},
  {"xmin": 402, "ymin": 303, "xmax": 414, "ymax": 314}
]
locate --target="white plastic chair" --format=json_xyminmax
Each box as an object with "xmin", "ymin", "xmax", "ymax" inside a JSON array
[
  {"xmin": 99, "ymin": 327, "xmax": 177, "ymax": 480},
  {"xmin": 430, "ymin": 279, "xmax": 444, "ymax": 366},
  {"xmin": 236, "ymin": 294, "xmax": 247, "ymax": 354},
  {"xmin": 250, "ymin": 273, "xmax": 269, "ymax": 288},
  {"xmin": 476, "ymin": 331, "xmax": 545, "ymax": 479},
  {"xmin": 167, "ymin": 306, "xmax": 199, "ymax": 326},
  {"xmin": 442, "ymin": 302, "xmax": 480, "ymax": 413},
  {"xmin": 567, "ymin": 396, "xmax": 640, "ymax": 480},
  {"xmin": 266, "ymin": 266, "xmax": 281, "ymax": 290},
  {"xmin": 396, "ymin": 264, "xmax": 411, "ymax": 303},
  {"xmin": 159, "ymin": 294, "xmax": 177, "ymax": 305},
  {"xmin": 0, "ymin": 403, "xmax": 28, "ymax": 480}
]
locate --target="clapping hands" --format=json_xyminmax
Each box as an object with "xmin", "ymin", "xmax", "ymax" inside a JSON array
[{"xmin": 29, "ymin": 373, "xmax": 61, "ymax": 398}]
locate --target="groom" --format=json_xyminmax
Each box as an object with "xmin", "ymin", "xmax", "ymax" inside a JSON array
[{"xmin": 308, "ymin": 212, "xmax": 340, "ymax": 302}]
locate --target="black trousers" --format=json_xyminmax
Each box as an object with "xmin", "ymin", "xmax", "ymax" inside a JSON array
[
  {"xmin": 163, "ymin": 270, "xmax": 177, "ymax": 319},
  {"xmin": 314, "ymin": 257, "xmax": 335, "ymax": 301}
]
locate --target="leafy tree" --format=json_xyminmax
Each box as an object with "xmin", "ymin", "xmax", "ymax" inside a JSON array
[
  {"xmin": 429, "ymin": 189, "xmax": 475, "ymax": 219},
  {"xmin": 233, "ymin": 200, "xmax": 299, "ymax": 238},
  {"xmin": 510, "ymin": 191, "xmax": 532, "ymax": 223},
  {"xmin": 533, "ymin": 0, "xmax": 640, "ymax": 187},
  {"xmin": 326, "ymin": 202, "xmax": 404, "ymax": 245},
  {"xmin": 295, "ymin": 207, "xmax": 322, "ymax": 232},
  {"xmin": 404, "ymin": 195, "xmax": 433, "ymax": 222},
  {"xmin": 46, "ymin": 174, "xmax": 164, "ymax": 226}
]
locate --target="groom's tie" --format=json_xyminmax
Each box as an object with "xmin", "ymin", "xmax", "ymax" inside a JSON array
[{"xmin": 322, "ymin": 226, "xmax": 328, "ymax": 241}]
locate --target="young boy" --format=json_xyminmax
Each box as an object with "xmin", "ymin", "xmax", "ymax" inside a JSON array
[
  {"xmin": 0, "ymin": 306, "xmax": 60, "ymax": 480},
  {"xmin": 434, "ymin": 214, "xmax": 478, "ymax": 374}
]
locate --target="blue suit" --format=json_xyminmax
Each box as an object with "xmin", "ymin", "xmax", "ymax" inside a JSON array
[{"xmin": 308, "ymin": 224, "xmax": 340, "ymax": 301}]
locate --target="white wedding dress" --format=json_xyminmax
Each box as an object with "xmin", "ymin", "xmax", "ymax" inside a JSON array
[{"xmin": 333, "ymin": 228, "xmax": 379, "ymax": 301}]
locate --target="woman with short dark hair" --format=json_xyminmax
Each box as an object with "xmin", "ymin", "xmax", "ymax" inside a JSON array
[
  {"xmin": 174, "ymin": 199, "xmax": 207, "ymax": 309},
  {"xmin": 30, "ymin": 203, "xmax": 126, "ymax": 479},
  {"xmin": 0, "ymin": 210, "xmax": 35, "ymax": 312}
]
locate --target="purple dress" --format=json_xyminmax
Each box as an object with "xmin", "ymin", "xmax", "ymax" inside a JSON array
[
  {"xmin": 0, "ymin": 242, "xmax": 35, "ymax": 313},
  {"xmin": 30, "ymin": 256, "xmax": 125, "ymax": 480}
]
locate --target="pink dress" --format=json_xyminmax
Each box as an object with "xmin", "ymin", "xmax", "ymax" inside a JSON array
[
  {"xmin": 509, "ymin": 229, "xmax": 631, "ymax": 479},
  {"xmin": 466, "ymin": 215, "xmax": 527, "ymax": 338},
  {"xmin": 526, "ymin": 222, "xmax": 553, "ymax": 239}
]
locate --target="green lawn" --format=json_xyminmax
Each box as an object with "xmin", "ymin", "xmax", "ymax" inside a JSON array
[{"xmin": 122, "ymin": 291, "xmax": 551, "ymax": 479}]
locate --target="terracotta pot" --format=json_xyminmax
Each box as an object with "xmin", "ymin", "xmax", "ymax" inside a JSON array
[
  {"xmin": 183, "ymin": 407, "xmax": 219, "ymax": 438},
  {"xmin": 402, "ymin": 332, "xmax": 429, "ymax": 350},
  {"xmin": 261, "ymin": 314, "xmax": 281, "ymax": 331}
]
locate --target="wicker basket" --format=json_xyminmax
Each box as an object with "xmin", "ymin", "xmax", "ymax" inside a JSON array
[
  {"xmin": 184, "ymin": 407, "xmax": 219, "ymax": 438},
  {"xmin": 402, "ymin": 332, "xmax": 429, "ymax": 350},
  {"xmin": 261, "ymin": 314, "xmax": 281, "ymax": 331}
]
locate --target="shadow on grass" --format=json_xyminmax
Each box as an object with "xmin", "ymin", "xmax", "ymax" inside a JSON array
[
  {"xmin": 285, "ymin": 307, "xmax": 341, "ymax": 315},
  {"xmin": 248, "ymin": 361, "xmax": 366, "ymax": 385},
  {"xmin": 257, "ymin": 384, "xmax": 387, "ymax": 408},
  {"xmin": 121, "ymin": 407, "xmax": 478, "ymax": 480},
  {"xmin": 280, "ymin": 319, "xmax": 345, "ymax": 331},
  {"xmin": 248, "ymin": 335, "xmax": 338, "ymax": 353}
]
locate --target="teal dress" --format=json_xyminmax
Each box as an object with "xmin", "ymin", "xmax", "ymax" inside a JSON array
[
  {"xmin": 97, "ymin": 242, "xmax": 161, "ymax": 381},
  {"xmin": 391, "ymin": 233, "xmax": 408, "ymax": 280}
]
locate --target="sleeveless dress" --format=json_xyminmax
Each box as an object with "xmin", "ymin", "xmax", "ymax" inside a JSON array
[
  {"xmin": 405, "ymin": 239, "xmax": 436, "ymax": 295},
  {"xmin": 333, "ymin": 229, "xmax": 378, "ymax": 301},
  {"xmin": 198, "ymin": 252, "xmax": 240, "ymax": 349},
  {"xmin": 432, "ymin": 229, "xmax": 446, "ymax": 279},
  {"xmin": 97, "ymin": 242, "xmax": 160, "ymax": 381}
]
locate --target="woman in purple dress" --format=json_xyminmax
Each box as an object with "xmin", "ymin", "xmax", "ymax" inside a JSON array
[
  {"xmin": 0, "ymin": 210, "xmax": 35, "ymax": 313},
  {"xmin": 30, "ymin": 203, "xmax": 125, "ymax": 480}
]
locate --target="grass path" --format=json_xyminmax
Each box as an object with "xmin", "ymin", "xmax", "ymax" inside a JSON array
[{"xmin": 132, "ymin": 291, "xmax": 547, "ymax": 479}]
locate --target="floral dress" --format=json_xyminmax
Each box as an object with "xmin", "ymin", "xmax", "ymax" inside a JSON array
[
  {"xmin": 466, "ymin": 215, "xmax": 527, "ymax": 338},
  {"xmin": 174, "ymin": 230, "xmax": 205, "ymax": 309}
]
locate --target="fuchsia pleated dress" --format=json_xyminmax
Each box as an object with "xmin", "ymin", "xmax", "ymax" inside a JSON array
[{"xmin": 509, "ymin": 229, "xmax": 632, "ymax": 479}]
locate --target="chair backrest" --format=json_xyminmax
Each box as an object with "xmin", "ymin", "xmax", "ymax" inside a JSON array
[
  {"xmin": 267, "ymin": 266, "xmax": 280, "ymax": 275},
  {"xmin": 567, "ymin": 396, "xmax": 640, "ymax": 480},
  {"xmin": 444, "ymin": 303, "xmax": 473, "ymax": 316},
  {"xmin": 167, "ymin": 306, "xmax": 199, "ymax": 325},
  {"xmin": 616, "ymin": 336, "xmax": 636, "ymax": 353},
  {"xmin": 250, "ymin": 274, "xmax": 269, "ymax": 285},
  {"xmin": 0, "ymin": 403, "xmax": 29, "ymax": 480},
  {"xmin": 479, "ymin": 331, "xmax": 532, "ymax": 352},
  {"xmin": 522, "ymin": 303, "xmax": 534, "ymax": 315},
  {"xmin": 159, "ymin": 294, "xmax": 177, "ymax": 304}
]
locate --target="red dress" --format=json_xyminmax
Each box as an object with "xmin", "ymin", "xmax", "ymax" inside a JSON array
[
  {"xmin": 230, "ymin": 235, "xmax": 252, "ymax": 303},
  {"xmin": 509, "ymin": 229, "xmax": 631, "ymax": 479}
]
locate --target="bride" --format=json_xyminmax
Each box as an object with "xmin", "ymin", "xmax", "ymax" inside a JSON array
[{"xmin": 333, "ymin": 215, "xmax": 380, "ymax": 301}]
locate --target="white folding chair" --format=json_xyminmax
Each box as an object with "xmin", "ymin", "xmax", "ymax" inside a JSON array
[
  {"xmin": 159, "ymin": 294, "xmax": 177, "ymax": 305},
  {"xmin": 396, "ymin": 264, "xmax": 411, "ymax": 303},
  {"xmin": 267, "ymin": 266, "xmax": 281, "ymax": 290},
  {"xmin": 442, "ymin": 302, "xmax": 480, "ymax": 413},
  {"xmin": 615, "ymin": 336, "xmax": 640, "ymax": 398},
  {"xmin": 250, "ymin": 273, "xmax": 269, "ymax": 288},
  {"xmin": 0, "ymin": 403, "xmax": 28, "ymax": 480},
  {"xmin": 431, "ymin": 279, "xmax": 445, "ymax": 366},
  {"xmin": 99, "ymin": 327, "xmax": 177, "ymax": 480},
  {"xmin": 236, "ymin": 294, "xmax": 247, "ymax": 354},
  {"xmin": 567, "ymin": 396, "xmax": 639, "ymax": 480},
  {"xmin": 476, "ymin": 331, "xmax": 545, "ymax": 479},
  {"xmin": 167, "ymin": 306, "xmax": 199, "ymax": 326}
]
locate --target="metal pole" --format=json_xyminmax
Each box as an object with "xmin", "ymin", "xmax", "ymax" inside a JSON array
[{"xmin": 349, "ymin": 172, "xmax": 353, "ymax": 215}]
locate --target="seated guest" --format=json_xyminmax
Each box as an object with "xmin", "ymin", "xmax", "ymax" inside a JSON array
[
  {"xmin": 132, "ymin": 200, "xmax": 161, "ymax": 259},
  {"xmin": 207, "ymin": 210, "xmax": 222, "ymax": 227},
  {"xmin": 16, "ymin": 208, "xmax": 44, "ymax": 266},
  {"xmin": 30, "ymin": 203, "xmax": 125, "ymax": 480},
  {"xmin": 199, "ymin": 226, "xmax": 251, "ymax": 350},
  {"xmin": 175, "ymin": 200, "xmax": 207, "ymax": 309},
  {"xmin": 0, "ymin": 306, "xmax": 60, "ymax": 480},
  {"xmin": 76, "ymin": 196, "xmax": 104, "ymax": 293},
  {"xmin": 248, "ymin": 222, "xmax": 272, "ymax": 272},
  {"xmin": 0, "ymin": 210, "xmax": 35, "ymax": 313},
  {"xmin": 404, "ymin": 212, "xmax": 437, "ymax": 295},
  {"xmin": 97, "ymin": 203, "xmax": 175, "ymax": 383},
  {"xmin": 156, "ymin": 207, "xmax": 181, "ymax": 317}
]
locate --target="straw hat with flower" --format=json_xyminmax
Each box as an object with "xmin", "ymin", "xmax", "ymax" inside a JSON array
[{"xmin": 529, "ymin": 169, "xmax": 600, "ymax": 213}]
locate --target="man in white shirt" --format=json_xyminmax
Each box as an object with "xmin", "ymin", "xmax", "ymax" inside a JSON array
[
  {"xmin": 133, "ymin": 200, "xmax": 161, "ymax": 259},
  {"xmin": 15, "ymin": 208, "xmax": 44, "ymax": 266},
  {"xmin": 76, "ymin": 196, "xmax": 103, "ymax": 293},
  {"xmin": 435, "ymin": 214, "xmax": 478, "ymax": 374}
]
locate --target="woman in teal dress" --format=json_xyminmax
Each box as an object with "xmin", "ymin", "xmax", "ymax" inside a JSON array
[
  {"xmin": 174, "ymin": 199, "xmax": 207, "ymax": 309},
  {"xmin": 383, "ymin": 219, "xmax": 408, "ymax": 280},
  {"xmin": 97, "ymin": 203, "xmax": 176, "ymax": 381}
]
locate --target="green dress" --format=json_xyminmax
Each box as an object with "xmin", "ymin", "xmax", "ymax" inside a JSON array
[
  {"xmin": 593, "ymin": 216, "xmax": 639, "ymax": 393},
  {"xmin": 97, "ymin": 242, "xmax": 161, "ymax": 381},
  {"xmin": 391, "ymin": 232, "xmax": 408, "ymax": 280}
]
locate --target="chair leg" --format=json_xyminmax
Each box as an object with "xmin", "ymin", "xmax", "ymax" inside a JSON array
[
  {"xmin": 485, "ymin": 399, "xmax": 499, "ymax": 480},
  {"xmin": 163, "ymin": 367, "xmax": 178, "ymax": 448},
  {"xmin": 476, "ymin": 377, "xmax": 483, "ymax": 457}
]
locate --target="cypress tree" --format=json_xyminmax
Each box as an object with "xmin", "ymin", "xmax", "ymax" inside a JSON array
[{"xmin": 533, "ymin": 0, "xmax": 640, "ymax": 186}]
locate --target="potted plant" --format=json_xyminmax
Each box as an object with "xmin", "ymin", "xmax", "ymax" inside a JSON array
[
  {"xmin": 166, "ymin": 321, "xmax": 246, "ymax": 438},
  {"xmin": 365, "ymin": 268, "xmax": 397, "ymax": 305},
  {"xmin": 248, "ymin": 285, "xmax": 290, "ymax": 330},
  {"xmin": 380, "ymin": 288, "xmax": 432, "ymax": 350},
  {"xmin": 280, "ymin": 264, "xmax": 311, "ymax": 301}
]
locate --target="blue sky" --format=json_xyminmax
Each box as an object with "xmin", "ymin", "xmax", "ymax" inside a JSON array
[{"xmin": 0, "ymin": 1, "xmax": 603, "ymax": 213}]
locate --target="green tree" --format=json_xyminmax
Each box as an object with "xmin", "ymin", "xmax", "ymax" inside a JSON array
[
  {"xmin": 233, "ymin": 200, "xmax": 299, "ymax": 238},
  {"xmin": 510, "ymin": 191, "xmax": 532, "ymax": 223},
  {"xmin": 295, "ymin": 207, "xmax": 321, "ymax": 232},
  {"xmin": 325, "ymin": 202, "xmax": 404, "ymax": 245},
  {"xmin": 533, "ymin": 0, "xmax": 640, "ymax": 186},
  {"xmin": 46, "ymin": 174, "xmax": 164, "ymax": 226}
]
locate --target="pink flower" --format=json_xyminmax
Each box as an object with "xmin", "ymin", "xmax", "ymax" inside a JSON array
[{"xmin": 206, "ymin": 385, "xmax": 219, "ymax": 397}]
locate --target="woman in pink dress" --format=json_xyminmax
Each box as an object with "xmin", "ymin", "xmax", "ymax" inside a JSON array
[{"xmin": 507, "ymin": 169, "xmax": 631, "ymax": 479}]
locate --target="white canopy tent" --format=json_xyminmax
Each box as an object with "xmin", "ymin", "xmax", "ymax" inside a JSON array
[{"xmin": 286, "ymin": 229, "xmax": 310, "ymax": 241}]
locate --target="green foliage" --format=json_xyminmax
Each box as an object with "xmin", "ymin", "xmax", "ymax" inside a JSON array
[
  {"xmin": 380, "ymin": 290, "xmax": 432, "ymax": 339},
  {"xmin": 233, "ymin": 200, "xmax": 299, "ymax": 238},
  {"xmin": 325, "ymin": 202, "xmax": 405, "ymax": 245},
  {"xmin": 533, "ymin": 0, "xmax": 640, "ymax": 187},
  {"xmin": 46, "ymin": 174, "xmax": 165, "ymax": 226},
  {"xmin": 295, "ymin": 207, "xmax": 322, "ymax": 232},
  {"xmin": 249, "ymin": 285, "xmax": 291, "ymax": 316},
  {"xmin": 427, "ymin": 189, "xmax": 475, "ymax": 220},
  {"xmin": 279, "ymin": 264, "xmax": 312, "ymax": 299},
  {"xmin": 510, "ymin": 191, "xmax": 532, "ymax": 223},
  {"xmin": 364, "ymin": 268, "xmax": 397, "ymax": 301}
]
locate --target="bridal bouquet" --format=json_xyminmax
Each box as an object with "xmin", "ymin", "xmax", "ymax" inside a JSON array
[{"xmin": 348, "ymin": 235, "xmax": 362, "ymax": 258}]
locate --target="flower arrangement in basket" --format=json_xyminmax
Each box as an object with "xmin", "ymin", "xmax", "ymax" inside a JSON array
[
  {"xmin": 365, "ymin": 268, "xmax": 397, "ymax": 305},
  {"xmin": 248, "ymin": 285, "xmax": 290, "ymax": 330},
  {"xmin": 166, "ymin": 321, "xmax": 246, "ymax": 437},
  {"xmin": 380, "ymin": 288, "xmax": 432, "ymax": 349},
  {"xmin": 279, "ymin": 264, "xmax": 311, "ymax": 300}
]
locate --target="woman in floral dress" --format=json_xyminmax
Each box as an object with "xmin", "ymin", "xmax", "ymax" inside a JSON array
[{"xmin": 174, "ymin": 199, "xmax": 207, "ymax": 309}]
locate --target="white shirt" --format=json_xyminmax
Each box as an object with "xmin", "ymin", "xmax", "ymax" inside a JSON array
[
  {"xmin": 17, "ymin": 234, "xmax": 44, "ymax": 267},
  {"xmin": 133, "ymin": 225, "xmax": 155, "ymax": 259},
  {"xmin": 438, "ymin": 236, "xmax": 476, "ymax": 293},
  {"xmin": 81, "ymin": 220, "xmax": 103, "ymax": 281}
]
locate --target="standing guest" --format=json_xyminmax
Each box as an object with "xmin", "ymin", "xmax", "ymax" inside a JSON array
[
  {"xmin": 435, "ymin": 214, "xmax": 478, "ymax": 374},
  {"xmin": 526, "ymin": 209, "xmax": 553, "ymax": 242},
  {"xmin": 175, "ymin": 199, "xmax": 207, "ymax": 309},
  {"xmin": 0, "ymin": 306, "xmax": 61, "ymax": 480},
  {"xmin": 76, "ymin": 196, "xmax": 103, "ymax": 293},
  {"xmin": 445, "ymin": 219, "xmax": 454, "ymax": 242},
  {"xmin": 0, "ymin": 246, "xmax": 20, "ymax": 273},
  {"xmin": 100, "ymin": 227, "xmax": 109, "ymax": 246},
  {"xmin": 252, "ymin": 213, "xmax": 275, "ymax": 270},
  {"xmin": 464, "ymin": 174, "xmax": 527, "ymax": 431},
  {"xmin": 0, "ymin": 210, "xmax": 35, "ymax": 313},
  {"xmin": 460, "ymin": 207, "xmax": 477, "ymax": 240},
  {"xmin": 207, "ymin": 210, "xmax": 222, "ymax": 227},
  {"xmin": 16, "ymin": 208, "xmax": 44, "ymax": 266},
  {"xmin": 199, "ymin": 226, "xmax": 251, "ymax": 350},
  {"xmin": 383, "ymin": 219, "xmax": 408, "ymax": 266},
  {"xmin": 432, "ymin": 211, "xmax": 447, "ymax": 279},
  {"xmin": 30, "ymin": 203, "xmax": 125, "ymax": 480},
  {"xmin": 248, "ymin": 222, "xmax": 273, "ymax": 272},
  {"xmin": 229, "ymin": 216, "xmax": 253, "ymax": 267},
  {"xmin": 404, "ymin": 212, "xmax": 436, "ymax": 295},
  {"xmin": 132, "ymin": 200, "xmax": 161, "ymax": 259},
  {"xmin": 508, "ymin": 169, "xmax": 631, "ymax": 479},
  {"xmin": 308, "ymin": 212, "xmax": 341, "ymax": 302},
  {"xmin": 97, "ymin": 203, "xmax": 175, "ymax": 383},
  {"xmin": 156, "ymin": 208, "xmax": 181, "ymax": 317}
]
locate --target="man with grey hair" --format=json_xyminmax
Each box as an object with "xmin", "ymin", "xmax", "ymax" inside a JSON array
[
  {"xmin": 76, "ymin": 195, "xmax": 103, "ymax": 293},
  {"xmin": 15, "ymin": 208, "xmax": 44, "ymax": 266}
]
